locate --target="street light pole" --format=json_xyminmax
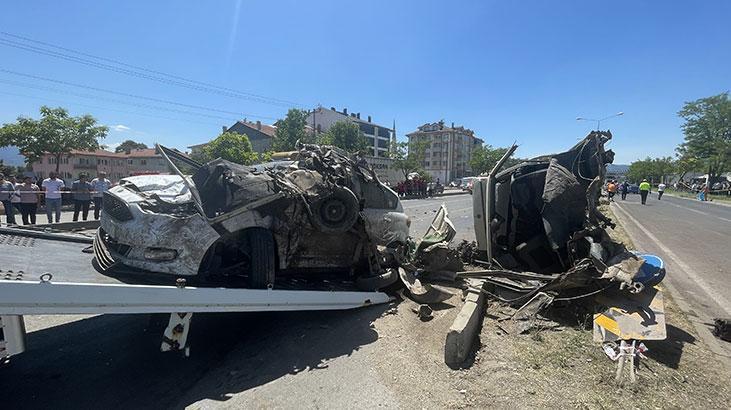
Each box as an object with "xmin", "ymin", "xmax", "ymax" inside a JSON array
[{"xmin": 576, "ymin": 112, "xmax": 624, "ymax": 130}]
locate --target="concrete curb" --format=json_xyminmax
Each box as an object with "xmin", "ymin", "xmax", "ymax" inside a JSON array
[{"xmin": 445, "ymin": 279, "xmax": 486, "ymax": 368}]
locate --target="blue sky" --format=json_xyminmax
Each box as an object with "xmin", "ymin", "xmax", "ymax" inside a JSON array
[{"xmin": 1, "ymin": 0, "xmax": 729, "ymax": 164}]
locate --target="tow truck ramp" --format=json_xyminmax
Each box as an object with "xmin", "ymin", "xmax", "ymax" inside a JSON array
[{"xmin": 0, "ymin": 276, "xmax": 391, "ymax": 361}]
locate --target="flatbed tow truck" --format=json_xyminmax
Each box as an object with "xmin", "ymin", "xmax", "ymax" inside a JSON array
[{"xmin": 0, "ymin": 226, "xmax": 390, "ymax": 362}]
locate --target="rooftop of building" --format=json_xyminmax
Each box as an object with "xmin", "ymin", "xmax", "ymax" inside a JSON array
[
  {"xmin": 315, "ymin": 106, "xmax": 393, "ymax": 130},
  {"xmin": 406, "ymin": 120, "xmax": 475, "ymax": 136},
  {"xmin": 229, "ymin": 119, "xmax": 278, "ymax": 138}
]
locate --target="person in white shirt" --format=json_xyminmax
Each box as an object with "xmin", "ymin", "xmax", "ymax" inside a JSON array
[
  {"xmin": 9, "ymin": 175, "xmax": 22, "ymax": 215},
  {"xmin": 90, "ymin": 171, "xmax": 112, "ymax": 220},
  {"xmin": 657, "ymin": 182, "xmax": 666, "ymax": 200},
  {"xmin": 0, "ymin": 173, "xmax": 16, "ymax": 224},
  {"xmin": 41, "ymin": 172, "xmax": 65, "ymax": 223}
]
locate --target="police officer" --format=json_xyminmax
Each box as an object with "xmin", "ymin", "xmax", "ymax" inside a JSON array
[{"xmin": 639, "ymin": 178, "xmax": 651, "ymax": 205}]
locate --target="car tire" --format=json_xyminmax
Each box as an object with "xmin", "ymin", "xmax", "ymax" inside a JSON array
[
  {"xmin": 247, "ymin": 228, "xmax": 276, "ymax": 289},
  {"xmin": 311, "ymin": 186, "xmax": 360, "ymax": 233}
]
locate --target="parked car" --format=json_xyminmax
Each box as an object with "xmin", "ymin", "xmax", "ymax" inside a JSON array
[
  {"xmin": 627, "ymin": 184, "xmax": 639, "ymax": 194},
  {"xmin": 460, "ymin": 177, "xmax": 477, "ymax": 193},
  {"xmin": 93, "ymin": 144, "xmax": 410, "ymax": 290}
]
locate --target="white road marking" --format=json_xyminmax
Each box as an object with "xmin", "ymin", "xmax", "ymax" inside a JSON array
[
  {"xmin": 613, "ymin": 202, "xmax": 731, "ymax": 316},
  {"xmin": 663, "ymin": 198, "xmax": 731, "ymax": 224}
]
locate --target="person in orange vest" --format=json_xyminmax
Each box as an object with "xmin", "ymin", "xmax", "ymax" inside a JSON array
[{"xmin": 606, "ymin": 180, "xmax": 618, "ymax": 202}]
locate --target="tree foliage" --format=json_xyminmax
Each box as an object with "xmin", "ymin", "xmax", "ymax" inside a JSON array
[
  {"xmin": 470, "ymin": 144, "xmax": 521, "ymax": 175},
  {"xmin": 317, "ymin": 121, "xmax": 368, "ymax": 153},
  {"xmin": 273, "ymin": 109, "xmax": 311, "ymax": 151},
  {"xmin": 676, "ymin": 92, "xmax": 731, "ymax": 180},
  {"xmin": 115, "ymin": 139, "xmax": 148, "ymax": 153},
  {"xmin": 626, "ymin": 157, "xmax": 676, "ymax": 183},
  {"xmin": 390, "ymin": 140, "xmax": 429, "ymax": 180},
  {"xmin": 192, "ymin": 131, "xmax": 258, "ymax": 165},
  {"xmin": 0, "ymin": 106, "xmax": 107, "ymax": 172},
  {"xmin": 0, "ymin": 160, "xmax": 26, "ymax": 178}
]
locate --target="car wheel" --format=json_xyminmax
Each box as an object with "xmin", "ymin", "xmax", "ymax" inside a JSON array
[
  {"xmin": 247, "ymin": 228, "xmax": 276, "ymax": 289},
  {"xmin": 311, "ymin": 186, "xmax": 360, "ymax": 233}
]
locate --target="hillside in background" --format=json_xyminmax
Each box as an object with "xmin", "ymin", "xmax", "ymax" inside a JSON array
[{"xmin": 0, "ymin": 146, "xmax": 25, "ymax": 166}]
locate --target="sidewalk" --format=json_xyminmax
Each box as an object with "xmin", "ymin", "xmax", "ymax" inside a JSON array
[{"xmin": 2, "ymin": 209, "xmax": 93, "ymax": 227}]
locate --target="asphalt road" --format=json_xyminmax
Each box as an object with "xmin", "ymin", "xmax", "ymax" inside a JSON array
[
  {"xmin": 611, "ymin": 192, "xmax": 731, "ymax": 356},
  {"xmin": 0, "ymin": 192, "xmax": 473, "ymax": 409},
  {"xmin": 401, "ymin": 192, "xmax": 475, "ymax": 244}
]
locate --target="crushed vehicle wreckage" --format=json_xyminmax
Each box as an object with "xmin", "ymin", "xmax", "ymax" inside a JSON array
[
  {"xmin": 465, "ymin": 131, "xmax": 662, "ymax": 302},
  {"xmin": 93, "ymin": 143, "xmax": 412, "ymax": 290},
  {"xmin": 453, "ymin": 130, "xmax": 668, "ymax": 378},
  {"xmin": 90, "ymin": 131, "xmax": 667, "ymax": 379}
]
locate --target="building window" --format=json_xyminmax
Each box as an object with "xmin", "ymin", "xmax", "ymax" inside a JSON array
[
  {"xmin": 360, "ymin": 123, "xmax": 375, "ymax": 135},
  {"xmin": 378, "ymin": 128, "xmax": 390, "ymax": 138},
  {"xmin": 140, "ymin": 159, "xmax": 147, "ymax": 165},
  {"xmin": 377, "ymin": 139, "xmax": 389, "ymax": 149}
]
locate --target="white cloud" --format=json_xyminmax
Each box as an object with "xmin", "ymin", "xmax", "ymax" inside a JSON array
[{"xmin": 112, "ymin": 124, "xmax": 131, "ymax": 132}]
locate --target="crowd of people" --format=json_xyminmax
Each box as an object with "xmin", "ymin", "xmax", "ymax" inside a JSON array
[
  {"xmin": 0, "ymin": 171, "xmax": 112, "ymax": 226},
  {"xmin": 605, "ymin": 179, "xmax": 666, "ymax": 205},
  {"xmin": 394, "ymin": 177, "xmax": 444, "ymax": 198}
]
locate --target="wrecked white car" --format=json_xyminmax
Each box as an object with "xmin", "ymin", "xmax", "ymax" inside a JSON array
[{"xmin": 93, "ymin": 144, "xmax": 409, "ymax": 289}]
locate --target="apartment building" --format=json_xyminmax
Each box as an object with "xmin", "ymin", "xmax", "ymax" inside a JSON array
[
  {"xmin": 406, "ymin": 120, "xmax": 483, "ymax": 183},
  {"xmin": 31, "ymin": 148, "xmax": 167, "ymax": 184},
  {"xmin": 307, "ymin": 107, "xmax": 395, "ymax": 158}
]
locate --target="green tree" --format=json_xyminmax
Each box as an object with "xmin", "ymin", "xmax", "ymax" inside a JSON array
[
  {"xmin": 0, "ymin": 106, "xmax": 107, "ymax": 172},
  {"xmin": 273, "ymin": 109, "xmax": 311, "ymax": 151},
  {"xmin": 626, "ymin": 156, "xmax": 676, "ymax": 183},
  {"xmin": 317, "ymin": 121, "xmax": 367, "ymax": 153},
  {"xmin": 676, "ymin": 92, "xmax": 731, "ymax": 181},
  {"xmin": 469, "ymin": 144, "xmax": 521, "ymax": 175},
  {"xmin": 193, "ymin": 132, "xmax": 258, "ymax": 165},
  {"xmin": 390, "ymin": 140, "xmax": 429, "ymax": 180},
  {"xmin": 115, "ymin": 139, "xmax": 148, "ymax": 153}
]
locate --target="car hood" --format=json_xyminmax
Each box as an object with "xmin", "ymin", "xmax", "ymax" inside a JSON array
[{"xmin": 114, "ymin": 175, "xmax": 192, "ymax": 205}]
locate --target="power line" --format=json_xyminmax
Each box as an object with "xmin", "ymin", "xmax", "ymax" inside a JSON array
[
  {"xmin": 0, "ymin": 34, "xmax": 305, "ymax": 108},
  {"xmin": 0, "ymin": 31, "xmax": 301, "ymax": 105},
  {"xmin": 0, "ymin": 68, "xmax": 276, "ymax": 120},
  {"xmin": 0, "ymin": 78, "xmax": 244, "ymax": 123},
  {"xmin": 0, "ymin": 90, "xmax": 234, "ymax": 128}
]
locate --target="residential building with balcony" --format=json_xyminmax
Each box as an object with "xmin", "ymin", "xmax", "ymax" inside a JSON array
[
  {"xmin": 306, "ymin": 107, "xmax": 395, "ymax": 158},
  {"xmin": 31, "ymin": 148, "xmax": 167, "ymax": 184},
  {"xmin": 406, "ymin": 120, "xmax": 483, "ymax": 183}
]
